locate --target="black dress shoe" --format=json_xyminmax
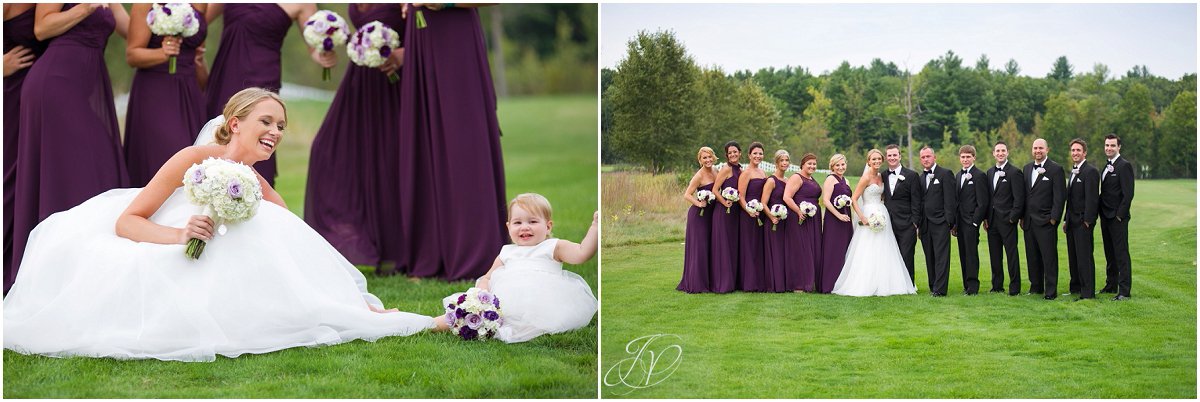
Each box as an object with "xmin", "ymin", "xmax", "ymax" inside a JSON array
[
  {"xmin": 1112, "ymin": 295, "xmax": 1131, "ymax": 301},
  {"xmin": 1100, "ymin": 287, "xmax": 1117, "ymax": 294},
  {"xmin": 963, "ymin": 291, "xmax": 977, "ymax": 296},
  {"xmin": 932, "ymin": 292, "xmax": 946, "ymax": 297},
  {"xmin": 1044, "ymin": 295, "xmax": 1057, "ymax": 300},
  {"xmin": 1008, "ymin": 292, "xmax": 1019, "ymax": 296},
  {"xmin": 989, "ymin": 289, "xmax": 1004, "ymax": 293}
]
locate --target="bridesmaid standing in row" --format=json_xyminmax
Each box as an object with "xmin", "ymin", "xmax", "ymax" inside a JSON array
[
  {"xmin": 736, "ymin": 142, "xmax": 767, "ymax": 292},
  {"xmin": 819, "ymin": 154, "xmax": 853, "ymax": 293},
  {"xmin": 397, "ymin": 4, "xmax": 507, "ymax": 281},
  {"xmin": 708, "ymin": 141, "xmax": 741, "ymax": 293},
  {"xmin": 3, "ymin": 3, "xmax": 47, "ymax": 295},
  {"xmin": 204, "ymin": 3, "xmax": 333, "ymax": 187},
  {"xmin": 10, "ymin": 3, "xmax": 130, "ymax": 292},
  {"xmin": 124, "ymin": 3, "xmax": 208, "ymax": 187},
  {"xmin": 761, "ymin": 150, "xmax": 791, "ymax": 292},
  {"xmin": 677, "ymin": 147, "xmax": 716, "ymax": 293},
  {"xmin": 784, "ymin": 152, "xmax": 821, "ymax": 292},
  {"xmin": 304, "ymin": 4, "xmax": 407, "ymax": 272}
]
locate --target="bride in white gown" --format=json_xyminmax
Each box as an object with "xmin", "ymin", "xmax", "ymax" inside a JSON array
[
  {"xmin": 831, "ymin": 149, "xmax": 917, "ymax": 297},
  {"xmin": 4, "ymin": 88, "xmax": 433, "ymax": 362}
]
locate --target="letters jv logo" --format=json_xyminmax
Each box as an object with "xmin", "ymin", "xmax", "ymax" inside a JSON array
[{"xmin": 603, "ymin": 334, "xmax": 683, "ymax": 395}]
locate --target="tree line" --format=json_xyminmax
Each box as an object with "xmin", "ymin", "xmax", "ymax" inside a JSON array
[{"xmin": 602, "ymin": 30, "xmax": 1196, "ymax": 177}]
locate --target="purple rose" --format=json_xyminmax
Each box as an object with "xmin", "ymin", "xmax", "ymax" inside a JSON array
[
  {"xmin": 465, "ymin": 313, "xmax": 483, "ymax": 330},
  {"xmin": 146, "ymin": 11, "xmax": 156, "ymax": 25},
  {"xmin": 457, "ymin": 294, "xmax": 467, "ymax": 304},
  {"xmin": 446, "ymin": 303, "xmax": 456, "ymax": 310},
  {"xmin": 323, "ymin": 37, "xmax": 334, "ymax": 52},
  {"xmin": 476, "ymin": 290, "xmax": 493, "ymax": 305},
  {"xmin": 458, "ymin": 326, "xmax": 478, "ymax": 340},
  {"xmin": 483, "ymin": 310, "xmax": 499, "ymax": 321},
  {"xmin": 382, "ymin": 29, "xmax": 390, "ymax": 41},
  {"xmin": 325, "ymin": 26, "xmax": 337, "ymax": 36},
  {"xmin": 162, "ymin": 6, "xmax": 172, "ymax": 16},
  {"xmin": 183, "ymin": 12, "xmax": 194, "ymax": 25},
  {"xmin": 366, "ymin": 25, "xmax": 376, "ymax": 33},
  {"xmin": 306, "ymin": 20, "xmax": 314, "ymax": 26},
  {"xmin": 190, "ymin": 167, "xmax": 205, "ymax": 184},
  {"xmin": 227, "ymin": 180, "xmax": 243, "ymax": 199},
  {"xmin": 443, "ymin": 310, "xmax": 455, "ymax": 325},
  {"xmin": 492, "ymin": 297, "xmax": 501, "ymax": 309},
  {"xmin": 326, "ymin": 12, "xmax": 337, "ymax": 22},
  {"xmin": 455, "ymin": 308, "xmax": 467, "ymax": 319},
  {"xmin": 380, "ymin": 46, "xmax": 391, "ymax": 58}
]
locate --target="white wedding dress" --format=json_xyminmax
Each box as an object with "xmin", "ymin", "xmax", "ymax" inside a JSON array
[
  {"xmin": 4, "ymin": 187, "xmax": 434, "ymax": 362},
  {"xmin": 831, "ymin": 183, "xmax": 917, "ymax": 297}
]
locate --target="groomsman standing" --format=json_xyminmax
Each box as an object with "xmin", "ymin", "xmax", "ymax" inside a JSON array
[
  {"xmin": 919, "ymin": 146, "xmax": 956, "ymax": 297},
  {"xmin": 954, "ymin": 145, "xmax": 989, "ymax": 295},
  {"xmin": 1099, "ymin": 134, "xmax": 1135, "ymax": 301},
  {"xmin": 986, "ymin": 141, "xmax": 1025, "ymax": 295},
  {"xmin": 1064, "ymin": 139, "xmax": 1100, "ymax": 301},
  {"xmin": 883, "ymin": 144, "xmax": 923, "ymax": 284},
  {"xmin": 1022, "ymin": 138, "xmax": 1065, "ymax": 300}
]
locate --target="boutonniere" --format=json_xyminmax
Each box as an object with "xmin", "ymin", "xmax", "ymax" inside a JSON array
[
  {"xmin": 1036, "ymin": 167, "xmax": 1046, "ymax": 175},
  {"xmin": 996, "ymin": 171, "xmax": 1006, "ymax": 178},
  {"xmin": 962, "ymin": 173, "xmax": 972, "ymax": 181},
  {"xmin": 896, "ymin": 175, "xmax": 906, "ymax": 181},
  {"xmin": 1071, "ymin": 168, "xmax": 1079, "ymax": 175},
  {"xmin": 1104, "ymin": 165, "xmax": 1115, "ymax": 174}
]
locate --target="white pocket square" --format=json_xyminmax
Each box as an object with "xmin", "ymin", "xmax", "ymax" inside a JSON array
[
  {"xmin": 1000, "ymin": 179, "xmax": 1008, "ymax": 182},
  {"xmin": 933, "ymin": 179, "xmax": 941, "ymax": 184},
  {"xmin": 1041, "ymin": 176, "xmax": 1050, "ymax": 181}
]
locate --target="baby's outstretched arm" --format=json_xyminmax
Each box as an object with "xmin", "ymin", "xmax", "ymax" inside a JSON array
[
  {"xmin": 554, "ymin": 211, "xmax": 599, "ymax": 264},
  {"xmin": 475, "ymin": 256, "xmax": 503, "ymax": 291}
]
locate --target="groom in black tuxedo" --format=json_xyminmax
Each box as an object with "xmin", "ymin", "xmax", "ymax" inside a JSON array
[
  {"xmin": 1099, "ymin": 134, "xmax": 1135, "ymax": 300},
  {"xmin": 1021, "ymin": 138, "xmax": 1065, "ymax": 300},
  {"xmin": 985, "ymin": 141, "xmax": 1025, "ymax": 295},
  {"xmin": 1064, "ymin": 138, "xmax": 1100, "ymax": 300},
  {"xmin": 954, "ymin": 145, "xmax": 989, "ymax": 295},
  {"xmin": 918, "ymin": 146, "xmax": 956, "ymax": 297},
  {"xmin": 882, "ymin": 144, "xmax": 923, "ymax": 285}
]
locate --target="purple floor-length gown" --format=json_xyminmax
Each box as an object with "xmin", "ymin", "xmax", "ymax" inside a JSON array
[
  {"xmin": 204, "ymin": 3, "xmax": 290, "ymax": 186},
  {"xmin": 709, "ymin": 164, "xmax": 741, "ymax": 293},
  {"xmin": 819, "ymin": 175, "xmax": 852, "ymax": 293},
  {"xmin": 124, "ymin": 8, "xmax": 207, "ymax": 187},
  {"xmin": 10, "ymin": 3, "xmax": 128, "ymax": 291},
  {"xmin": 738, "ymin": 177, "xmax": 767, "ymax": 291},
  {"xmin": 304, "ymin": 4, "xmax": 406, "ymax": 269},
  {"xmin": 397, "ymin": 6, "xmax": 506, "ymax": 281},
  {"xmin": 788, "ymin": 175, "xmax": 822, "ymax": 292},
  {"xmin": 3, "ymin": 7, "xmax": 47, "ymax": 295},
  {"xmin": 763, "ymin": 176, "xmax": 791, "ymax": 292},
  {"xmin": 678, "ymin": 183, "xmax": 714, "ymax": 293}
]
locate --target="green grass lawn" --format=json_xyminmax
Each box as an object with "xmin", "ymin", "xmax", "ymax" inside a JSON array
[
  {"xmin": 3, "ymin": 95, "xmax": 598, "ymax": 398},
  {"xmin": 599, "ymin": 172, "xmax": 1195, "ymax": 398}
]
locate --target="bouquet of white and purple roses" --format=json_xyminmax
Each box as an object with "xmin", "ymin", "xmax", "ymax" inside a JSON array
[
  {"xmin": 181, "ymin": 158, "xmax": 263, "ymax": 259},
  {"xmin": 866, "ymin": 213, "xmax": 886, "ymax": 233},
  {"xmin": 745, "ymin": 199, "xmax": 764, "ymax": 226},
  {"xmin": 768, "ymin": 204, "xmax": 788, "ymax": 231},
  {"xmin": 348, "ymin": 21, "xmax": 402, "ymax": 83},
  {"xmin": 695, "ymin": 190, "xmax": 715, "ymax": 216},
  {"xmin": 444, "ymin": 287, "xmax": 504, "ymax": 341},
  {"xmin": 145, "ymin": 3, "xmax": 201, "ymax": 74},
  {"xmin": 833, "ymin": 194, "xmax": 852, "ymax": 210},
  {"xmin": 798, "ymin": 201, "xmax": 818, "ymax": 225},
  {"xmin": 303, "ymin": 10, "xmax": 352, "ymax": 81},
  {"xmin": 720, "ymin": 187, "xmax": 739, "ymax": 214}
]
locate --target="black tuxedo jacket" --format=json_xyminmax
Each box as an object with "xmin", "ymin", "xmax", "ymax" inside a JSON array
[
  {"xmin": 921, "ymin": 165, "xmax": 957, "ymax": 228},
  {"xmin": 956, "ymin": 165, "xmax": 990, "ymax": 227},
  {"xmin": 883, "ymin": 166, "xmax": 923, "ymax": 228},
  {"xmin": 1022, "ymin": 159, "xmax": 1065, "ymax": 225},
  {"xmin": 1065, "ymin": 160, "xmax": 1100, "ymax": 229},
  {"xmin": 987, "ymin": 162, "xmax": 1025, "ymax": 224},
  {"xmin": 1099, "ymin": 156, "xmax": 1135, "ymax": 220}
]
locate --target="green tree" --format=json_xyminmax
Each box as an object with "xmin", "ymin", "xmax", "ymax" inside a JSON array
[
  {"xmin": 1156, "ymin": 91, "xmax": 1196, "ymax": 178},
  {"xmin": 607, "ymin": 30, "xmax": 701, "ymax": 172},
  {"xmin": 1041, "ymin": 93, "xmax": 1077, "ymax": 164},
  {"xmin": 1048, "ymin": 55, "xmax": 1074, "ymax": 84},
  {"xmin": 1113, "ymin": 83, "xmax": 1156, "ymax": 177}
]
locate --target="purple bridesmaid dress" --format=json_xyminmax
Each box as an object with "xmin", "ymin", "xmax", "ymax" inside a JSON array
[
  {"xmin": 204, "ymin": 3, "xmax": 290, "ymax": 186},
  {"xmin": 788, "ymin": 176, "xmax": 822, "ymax": 292},
  {"xmin": 3, "ymin": 7, "xmax": 47, "ymax": 295},
  {"xmin": 738, "ymin": 177, "xmax": 767, "ymax": 291},
  {"xmin": 819, "ymin": 175, "xmax": 853, "ymax": 293},
  {"xmin": 708, "ymin": 164, "xmax": 741, "ymax": 293},
  {"xmin": 763, "ymin": 176, "xmax": 791, "ymax": 292},
  {"xmin": 10, "ymin": 3, "xmax": 128, "ymax": 291},
  {"xmin": 304, "ymin": 4, "xmax": 406, "ymax": 270},
  {"xmin": 677, "ymin": 183, "xmax": 714, "ymax": 293},
  {"xmin": 124, "ymin": 8, "xmax": 208, "ymax": 187},
  {"xmin": 397, "ymin": 6, "xmax": 507, "ymax": 281}
]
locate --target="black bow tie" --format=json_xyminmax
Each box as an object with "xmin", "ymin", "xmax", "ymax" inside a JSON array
[
  {"xmin": 924, "ymin": 169, "xmax": 932, "ymax": 174},
  {"xmin": 1034, "ymin": 164, "xmax": 1042, "ymax": 169},
  {"xmin": 1106, "ymin": 160, "xmax": 1114, "ymax": 166},
  {"xmin": 962, "ymin": 169, "xmax": 969, "ymax": 174}
]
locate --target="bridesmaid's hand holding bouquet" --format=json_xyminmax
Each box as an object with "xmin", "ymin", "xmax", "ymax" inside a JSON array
[{"xmin": 145, "ymin": 3, "xmax": 201, "ymax": 74}]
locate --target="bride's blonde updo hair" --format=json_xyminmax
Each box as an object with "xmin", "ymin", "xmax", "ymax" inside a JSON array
[
  {"xmin": 213, "ymin": 88, "xmax": 287, "ymax": 145},
  {"xmin": 865, "ymin": 148, "xmax": 883, "ymax": 171}
]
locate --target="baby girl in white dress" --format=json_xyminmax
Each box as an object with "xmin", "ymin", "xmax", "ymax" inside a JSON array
[{"xmin": 435, "ymin": 193, "xmax": 598, "ymax": 343}]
